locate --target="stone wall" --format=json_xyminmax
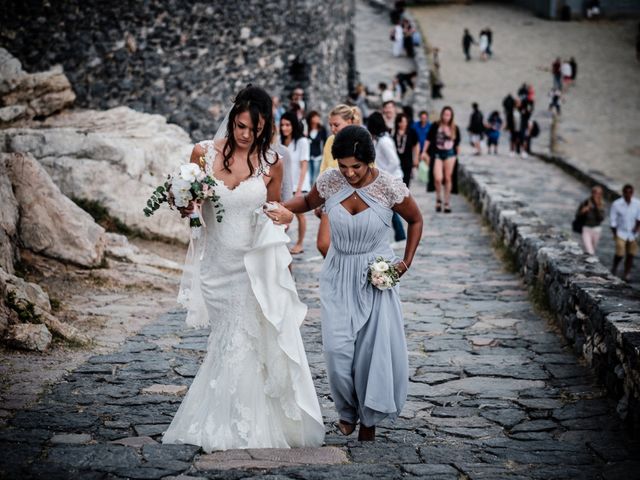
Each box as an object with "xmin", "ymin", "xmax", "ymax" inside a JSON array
[
  {"xmin": 0, "ymin": 0, "xmax": 355, "ymax": 141},
  {"xmin": 458, "ymin": 161, "xmax": 640, "ymax": 428}
]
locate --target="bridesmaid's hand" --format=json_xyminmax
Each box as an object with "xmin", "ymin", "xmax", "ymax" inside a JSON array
[
  {"xmin": 264, "ymin": 202, "xmax": 294, "ymax": 226},
  {"xmin": 394, "ymin": 261, "xmax": 409, "ymax": 277}
]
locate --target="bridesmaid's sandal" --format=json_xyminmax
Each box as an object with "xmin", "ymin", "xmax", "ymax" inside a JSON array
[
  {"xmin": 444, "ymin": 204, "xmax": 452, "ymax": 214},
  {"xmin": 290, "ymin": 245, "xmax": 304, "ymax": 255},
  {"xmin": 336, "ymin": 420, "xmax": 356, "ymax": 436},
  {"xmin": 357, "ymin": 424, "xmax": 376, "ymax": 441},
  {"xmin": 435, "ymin": 199, "xmax": 442, "ymax": 212}
]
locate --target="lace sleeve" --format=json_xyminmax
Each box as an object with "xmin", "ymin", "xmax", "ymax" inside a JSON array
[
  {"xmin": 316, "ymin": 168, "xmax": 345, "ymax": 199},
  {"xmin": 364, "ymin": 171, "xmax": 410, "ymax": 208},
  {"xmin": 389, "ymin": 175, "xmax": 410, "ymax": 206}
]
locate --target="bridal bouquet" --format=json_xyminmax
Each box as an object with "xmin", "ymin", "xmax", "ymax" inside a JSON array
[
  {"xmin": 143, "ymin": 158, "xmax": 224, "ymax": 232},
  {"xmin": 368, "ymin": 257, "xmax": 400, "ymax": 290}
]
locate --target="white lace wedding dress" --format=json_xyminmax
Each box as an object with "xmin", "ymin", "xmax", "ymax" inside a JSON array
[{"xmin": 162, "ymin": 140, "xmax": 325, "ymax": 452}]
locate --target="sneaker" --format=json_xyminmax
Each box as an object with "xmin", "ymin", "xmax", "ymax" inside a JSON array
[{"xmin": 521, "ymin": 151, "xmax": 528, "ymax": 159}]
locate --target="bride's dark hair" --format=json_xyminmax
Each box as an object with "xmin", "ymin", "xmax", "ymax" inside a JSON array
[{"xmin": 222, "ymin": 85, "xmax": 275, "ymax": 175}]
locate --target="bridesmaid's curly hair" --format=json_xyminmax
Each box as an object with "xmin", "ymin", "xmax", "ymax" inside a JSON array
[
  {"xmin": 331, "ymin": 125, "xmax": 376, "ymax": 165},
  {"xmin": 222, "ymin": 85, "xmax": 275, "ymax": 175}
]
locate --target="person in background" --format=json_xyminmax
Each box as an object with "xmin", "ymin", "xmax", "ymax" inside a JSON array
[
  {"xmin": 392, "ymin": 18, "xmax": 404, "ymax": 57},
  {"xmin": 462, "ymin": 28, "xmax": 475, "ymax": 61},
  {"xmin": 486, "ymin": 111, "xmax": 502, "ymax": 155},
  {"xmin": 479, "ymin": 29, "xmax": 489, "ymax": 61},
  {"xmin": 569, "ymin": 57, "xmax": 577, "ymax": 82},
  {"xmin": 379, "ymin": 82, "xmax": 395, "ymax": 103},
  {"xmin": 272, "ymin": 131, "xmax": 293, "ymax": 203},
  {"xmin": 402, "ymin": 18, "xmax": 415, "ymax": 58},
  {"xmin": 272, "ymin": 96, "xmax": 286, "ymax": 131},
  {"xmin": 317, "ymin": 104, "xmax": 362, "ymax": 257},
  {"xmin": 396, "ymin": 71, "xmax": 417, "ymax": 99},
  {"xmin": 467, "ymin": 102, "xmax": 484, "ymax": 155},
  {"xmin": 382, "ymin": 100, "xmax": 398, "ymax": 132},
  {"xmin": 610, "ymin": 184, "xmax": 640, "ymax": 282},
  {"xmin": 291, "ymin": 86, "xmax": 306, "ymax": 112},
  {"xmin": 502, "ymin": 93, "xmax": 516, "ymax": 156},
  {"xmin": 368, "ymin": 112, "xmax": 406, "ymax": 242},
  {"xmin": 394, "ymin": 112, "xmax": 419, "ymax": 187},
  {"xmin": 280, "ymin": 111, "xmax": 310, "ymax": 254},
  {"xmin": 577, "ymin": 186, "xmax": 605, "ymax": 255},
  {"xmin": 561, "ymin": 59, "xmax": 573, "ymax": 89},
  {"xmin": 552, "ymin": 57, "xmax": 562, "ymax": 91},
  {"xmin": 548, "ymin": 87, "xmax": 562, "ymax": 115},
  {"xmin": 307, "ymin": 111, "xmax": 328, "ymax": 185},
  {"xmin": 517, "ymin": 98, "xmax": 534, "ymax": 158},
  {"xmin": 413, "ymin": 110, "xmax": 431, "ymax": 160},
  {"xmin": 423, "ymin": 106, "xmax": 460, "ymax": 214},
  {"xmin": 482, "ymin": 27, "xmax": 493, "ymax": 57},
  {"xmin": 354, "ymin": 83, "xmax": 370, "ymax": 123}
]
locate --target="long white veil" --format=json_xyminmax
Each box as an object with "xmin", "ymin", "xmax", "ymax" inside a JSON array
[{"xmin": 177, "ymin": 109, "xmax": 231, "ymax": 328}]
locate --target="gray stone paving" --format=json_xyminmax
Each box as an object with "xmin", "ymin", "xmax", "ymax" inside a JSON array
[
  {"xmin": 1, "ymin": 2, "xmax": 639, "ymax": 479},
  {"xmin": 1, "ymin": 183, "xmax": 639, "ymax": 479}
]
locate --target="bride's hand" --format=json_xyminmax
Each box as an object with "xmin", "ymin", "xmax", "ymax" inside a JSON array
[
  {"xmin": 264, "ymin": 202, "xmax": 294, "ymax": 226},
  {"xmin": 178, "ymin": 200, "xmax": 196, "ymax": 218}
]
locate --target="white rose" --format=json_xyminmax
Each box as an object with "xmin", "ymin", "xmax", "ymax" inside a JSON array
[
  {"xmin": 171, "ymin": 178, "xmax": 193, "ymax": 208},
  {"xmin": 179, "ymin": 163, "xmax": 202, "ymax": 183},
  {"xmin": 372, "ymin": 261, "xmax": 390, "ymax": 273}
]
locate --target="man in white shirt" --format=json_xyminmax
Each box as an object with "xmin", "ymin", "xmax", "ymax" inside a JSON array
[{"xmin": 610, "ymin": 184, "xmax": 640, "ymax": 282}]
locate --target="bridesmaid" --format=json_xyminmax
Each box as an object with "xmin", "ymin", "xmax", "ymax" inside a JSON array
[{"xmin": 266, "ymin": 126, "xmax": 423, "ymax": 441}]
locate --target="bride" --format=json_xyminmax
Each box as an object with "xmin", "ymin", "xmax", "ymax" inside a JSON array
[{"xmin": 162, "ymin": 86, "xmax": 325, "ymax": 452}]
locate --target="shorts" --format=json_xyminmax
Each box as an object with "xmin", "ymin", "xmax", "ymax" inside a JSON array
[
  {"xmin": 487, "ymin": 134, "xmax": 499, "ymax": 146},
  {"xmin": 470, "ymin": 133, "xmax": 482, "ymax": 144},
  {"xmin": 435, "ymin": 148, "xmax": 456, "ymax": 160},
  {"xmin": 615, "ymin": 236, "xmax": 638, "ymax": 257}
]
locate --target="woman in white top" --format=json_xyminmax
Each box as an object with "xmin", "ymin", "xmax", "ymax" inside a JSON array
[
  {"xmin": 392, "ymin": 20, "xmax": 404, "ymax": 57},
  {"xmin": 280, "ymin": 111, "xmax": 310, "ymax": 254},
  {"xmin": 367, "ymin": 112, "xmax": 406, "ymax": 242}
]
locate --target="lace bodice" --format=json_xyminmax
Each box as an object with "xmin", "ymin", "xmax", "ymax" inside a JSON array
[{"xmin": 316, "ymin": 168, "xmax": 410, "ymax": 208}]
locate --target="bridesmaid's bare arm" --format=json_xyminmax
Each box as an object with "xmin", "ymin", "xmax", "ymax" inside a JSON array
[{"xmin": 393, "ymin": 195, "xmax": 423, "ymax": 276}]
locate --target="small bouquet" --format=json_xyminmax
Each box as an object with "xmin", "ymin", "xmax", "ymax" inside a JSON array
[
  {"xmin": 368, "ymin": 257, "xmax": 400, "ymax": 290},
  {"xmin": 143, "ymin": 158, "xmax": 224, "ymax": 234}
]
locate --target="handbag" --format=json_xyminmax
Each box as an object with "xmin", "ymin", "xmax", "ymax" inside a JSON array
[
  {"xmin": 418, "ymin": 161, "xmax": 429, "ymax": 184},
  {"xmin": 572, "ymin": 203, "xmax": 587, "ymax": 233}
]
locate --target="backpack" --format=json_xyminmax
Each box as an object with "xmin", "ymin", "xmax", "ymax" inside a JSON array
[{"xmin": 530, "ymin": 120, "xmax": 540, "ymax": 138}]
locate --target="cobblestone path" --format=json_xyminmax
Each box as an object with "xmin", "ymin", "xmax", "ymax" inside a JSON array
[{"xmin": 1, "ymin": 181, "xmax": 639, "ymax": 479}]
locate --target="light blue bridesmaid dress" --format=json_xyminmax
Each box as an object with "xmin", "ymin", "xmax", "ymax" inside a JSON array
[{"xmin": 316, "ymin": 168, "xmax": 409, "ymax": 427}]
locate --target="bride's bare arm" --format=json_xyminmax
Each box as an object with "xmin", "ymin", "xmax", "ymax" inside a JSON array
[
  {"xmin": 266, "ymin": 158, "xmax": 283, "ymax": 203},
  {"xmin": 190, "ymin": 143, "xmax": 206, "ymax": 165}
]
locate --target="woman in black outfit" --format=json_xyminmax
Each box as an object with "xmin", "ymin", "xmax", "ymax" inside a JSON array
[{"xmin": 394, "ymin": 113, "xmax": 419, "ymax": 187}]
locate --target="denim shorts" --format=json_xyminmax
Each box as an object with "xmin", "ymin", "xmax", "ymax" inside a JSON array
[{"xmin": 435, "ymin": 148, "xmax": 456, "ymax": 160}]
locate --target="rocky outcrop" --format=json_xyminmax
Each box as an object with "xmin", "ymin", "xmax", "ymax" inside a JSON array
[
  {"xmin": 4, "ymin": 152, "xmax": 106, "ymax": 268},
  {"xmin": 0, "ymin": 267, "xmax": 90, "ymax": 346},
  {"xmin": 0, "ymin": 47, "xmax": 75, "ymax": 125},
  {"xmin": 5, "ymin": 323, "xmax": 52, "ymax": 352},
  {"xmin": 0, "ymin": 155, "xmax": 19, "ymax": 274},
  {"xmin": 1, "ymin": 107, "xmax": 192, "ymax": 242}
]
